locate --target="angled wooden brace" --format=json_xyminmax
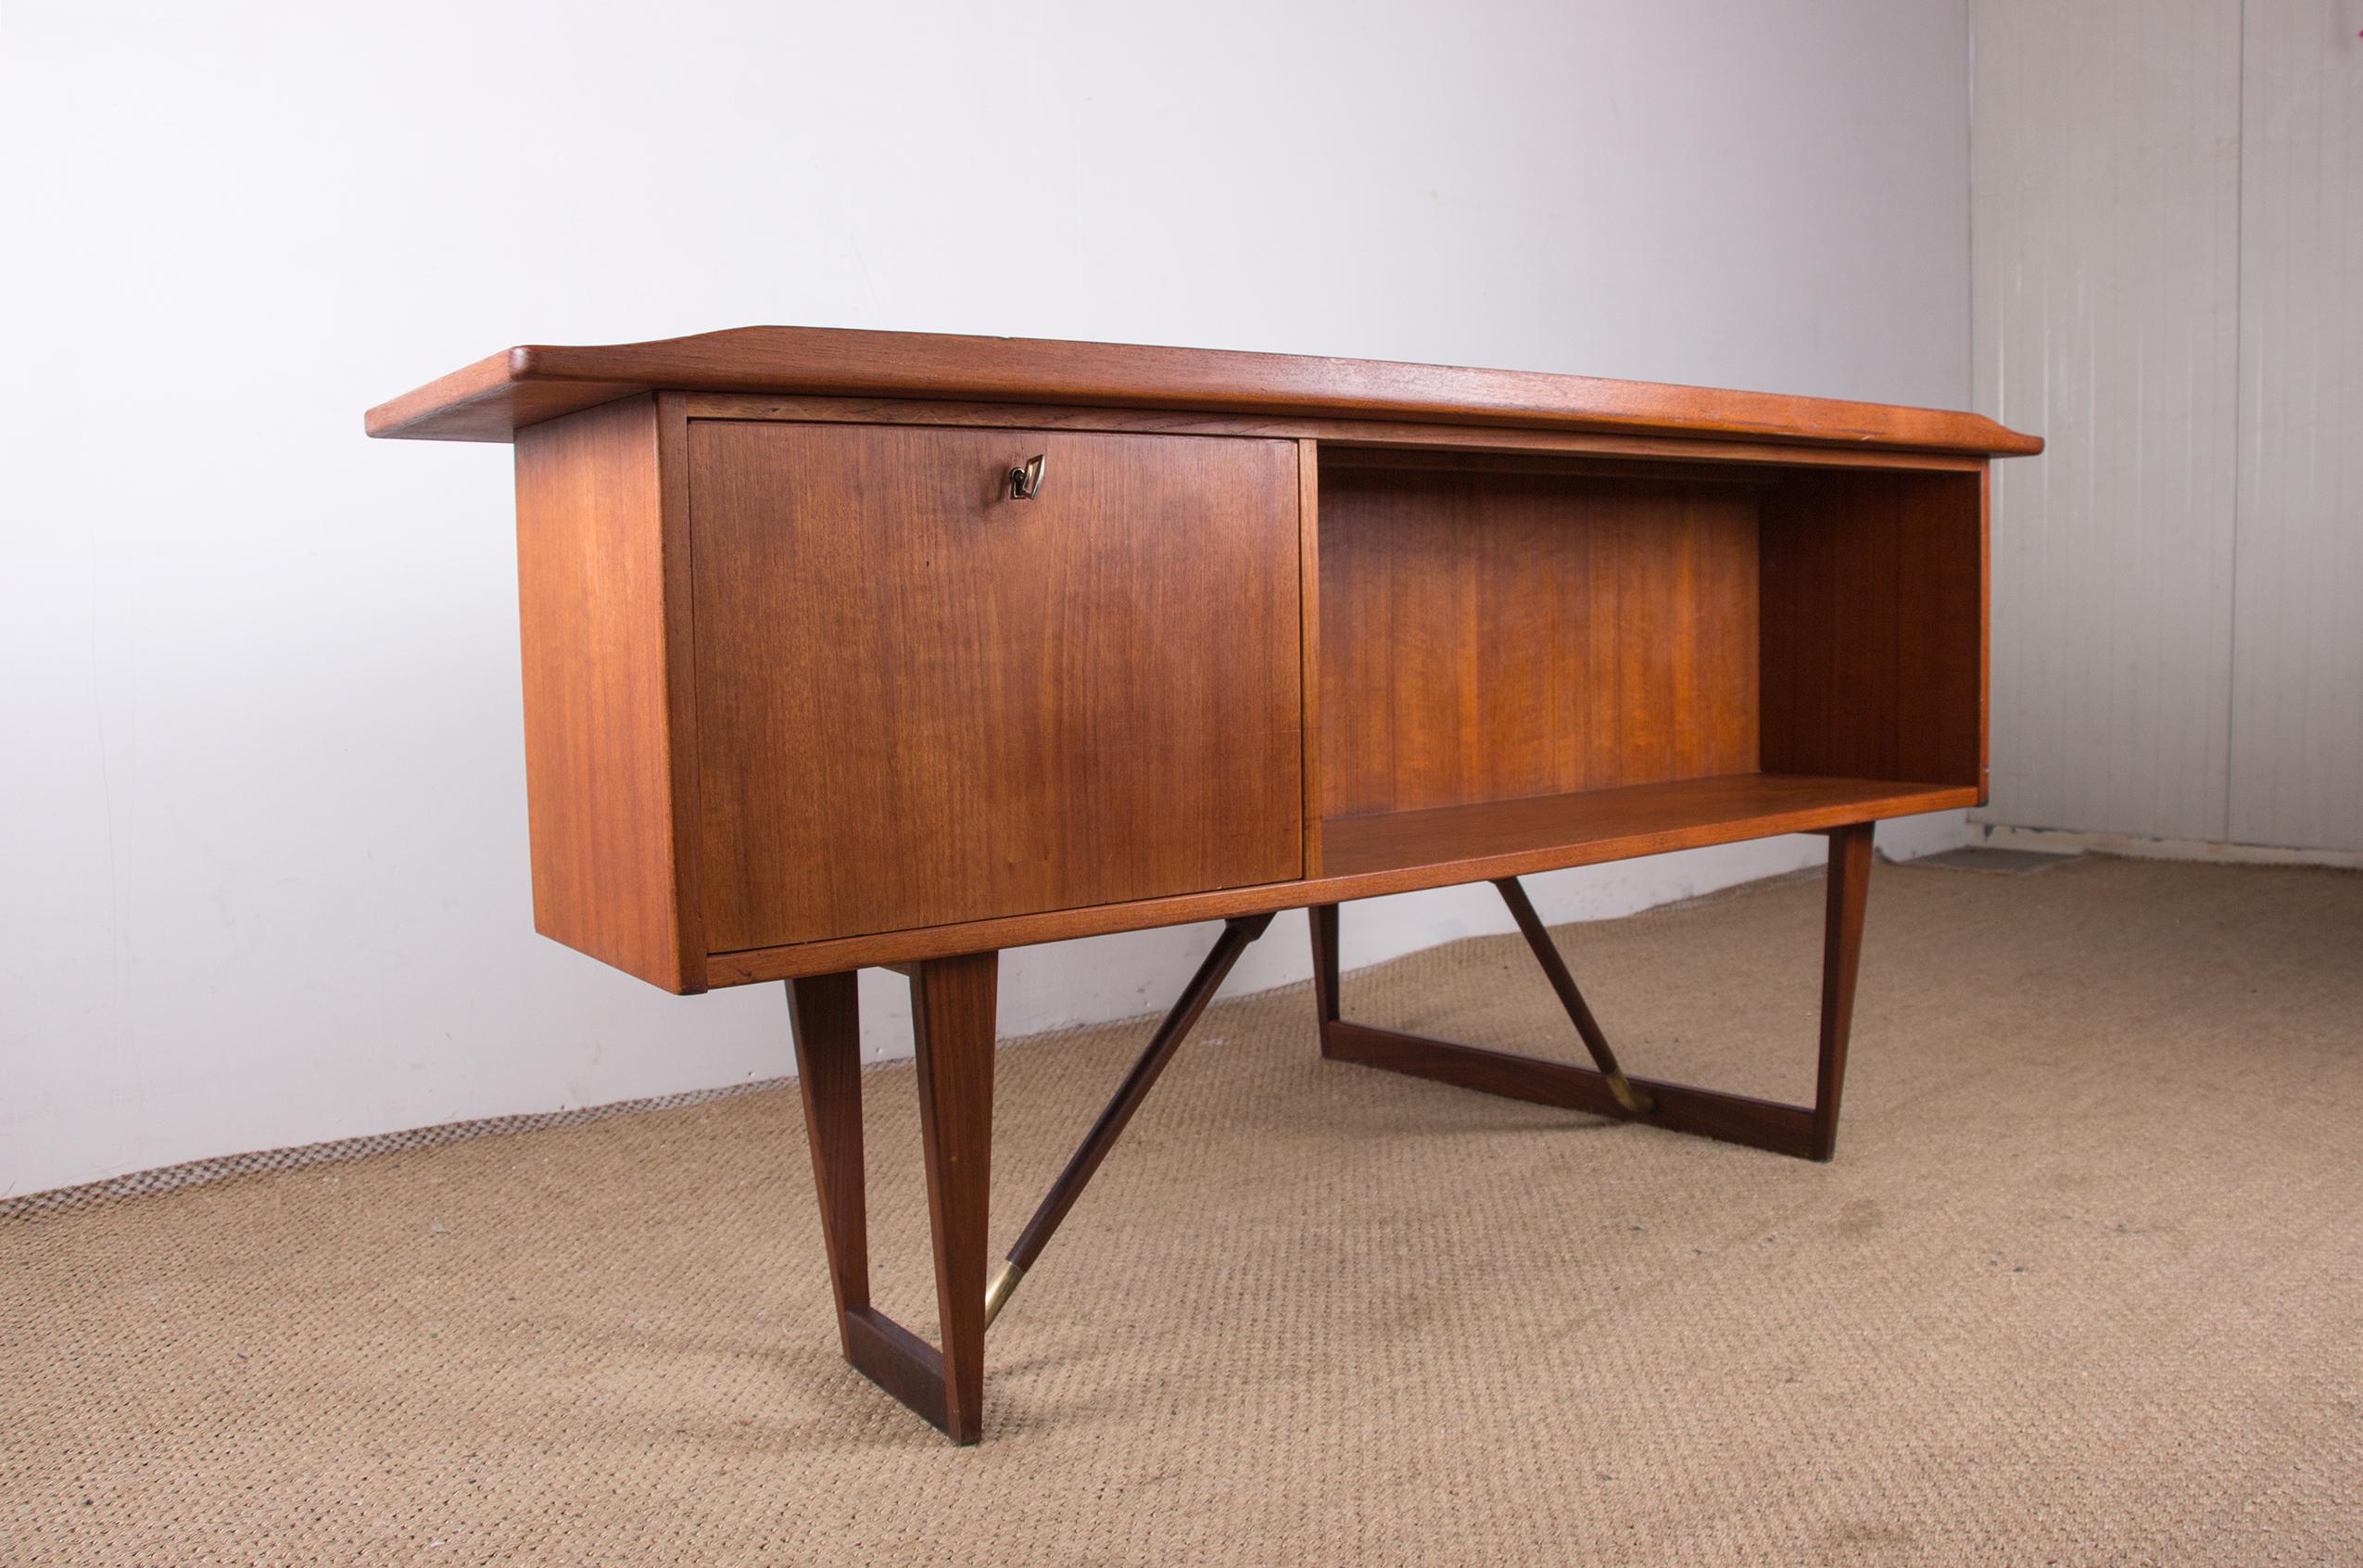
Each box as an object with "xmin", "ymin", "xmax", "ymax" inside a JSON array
[{"xmin": 982, "ymin": 912, "xmax": 1274, "ymax": 1328}]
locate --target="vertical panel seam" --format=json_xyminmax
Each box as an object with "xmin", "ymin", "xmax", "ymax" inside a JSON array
[{"xmin": 2221, "ymin": 0, "xmax": 2248, "ymax": 842}]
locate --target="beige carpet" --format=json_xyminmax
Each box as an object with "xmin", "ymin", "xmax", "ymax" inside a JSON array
[{"xmin": 6, "ymin": 856, "xmax": 2360, "ymax": 1565}]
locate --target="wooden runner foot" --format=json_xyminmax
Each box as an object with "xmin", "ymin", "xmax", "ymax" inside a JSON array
[{"xmin": 1309, "ymin": 822, "xmax": 1876, "ymax": 1163}]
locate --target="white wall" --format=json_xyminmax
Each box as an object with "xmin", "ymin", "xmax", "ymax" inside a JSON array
[
  {"xmin": 0, "ymin": 0, "xmax": 1975, "ymax": 1198},
  {"xmin": 1972, "ymin": 0, "xmax": 2363, "ymax": 853}
]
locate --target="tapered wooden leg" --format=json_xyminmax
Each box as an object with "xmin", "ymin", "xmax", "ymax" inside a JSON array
[
  {"xmin": 1309, "ymin": 904, "xmax": 1341, "ymax": 1050},
  {"xmin": 908, "ymin": 951, "xmax": 998, "ymax": 1445},
  {"xmin": 787, "ymin": 972, "xmax": 866, "ymax": 1356},
  {"xmin": 794, "ymin": 955, "xmax": 1002, "ymax": 1444},
  {"xmin": 1812, "ymin": 823, "xmax": 1875, "ymax": 1161}
]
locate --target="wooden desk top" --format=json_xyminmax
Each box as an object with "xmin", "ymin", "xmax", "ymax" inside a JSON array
[{"xmin": 366, "ymin": 325, "xmax": 2042, "ymax": 455}]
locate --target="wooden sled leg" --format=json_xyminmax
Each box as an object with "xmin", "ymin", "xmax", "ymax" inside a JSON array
[
  {"xmin": 1320, "ymin": 823, "xmax": 1877, "ymax": 1163},
  {"xmin": 788, "ymin": 950, "xmax": 1000, "ymax": 1445}
]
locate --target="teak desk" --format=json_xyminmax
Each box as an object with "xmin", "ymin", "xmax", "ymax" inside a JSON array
[{"xmin": 370, "ymin": 328, "xmax": 2041, "ymax": 1443}]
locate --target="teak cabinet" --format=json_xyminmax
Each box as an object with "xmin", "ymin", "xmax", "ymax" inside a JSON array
[{"xmin": 373, "ymin": 326, "xmax": 2041, "ymax": 1443}]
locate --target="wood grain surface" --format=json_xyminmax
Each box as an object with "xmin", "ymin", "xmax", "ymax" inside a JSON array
[
  {"xmin": 908, "ymin": 951, "xmax": 999, "ymax": 1444},
  {"xmin": 392, "ymin": 333, "xmax": 2030, "ymax": 1001},
  {"xmin": 1812, "ymin": 823, "xmax": 1876, "ymax": 1161},
  {"xmin": 787, "ymin": 971, "xmax": 867, "ymax": 1355},
  {"xmin": 366, "ymin": 326, "xmax": 2044, "ymax": 454},
  {"xmin": 689, "ymin": 421, "xmax": 1303, "ymax": 951},
  {"xmin": 1759, "ymin": 470, "xmax": 1985, "ymax": 791},
  {"xmin": 709, "ymin": 774, "xmax": 1975, "ymax": 985},
  {"xmin": 1319, "ymin": 462, "xmax": 1762, "ymax": 817},
  {"xmin": 511, "ymin": 394, "xmax": 703, "ymax": 991},
  {"xmin": 681, "ymin": 394, "xmax": 1997, "ymax": 474},
  {"xmin": 1320, "ymin": 773, "xmax": 1942, "ymax": 879},
  {"xmin": 1320, "ymin": 1021, "xmax": 1821, "ymax": 1159}
]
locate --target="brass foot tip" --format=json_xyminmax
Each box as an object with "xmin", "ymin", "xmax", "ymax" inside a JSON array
[
  {"xmin": 983, "ymin": 1258, "xmax": 1025, "ymax": 1328},
  {"xmin": 1607, "ymin": 1071, "xmax": 1654, "ymax": 1117}
]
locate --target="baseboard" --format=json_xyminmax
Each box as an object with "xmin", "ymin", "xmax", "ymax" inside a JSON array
[
  {"xmin": 0, "ymin": 1074, "xmax": 794, "ymax": 1220},
  {"xmin": 1972, "ymin": 821, "xmax": 2363, "ymax": 871}
]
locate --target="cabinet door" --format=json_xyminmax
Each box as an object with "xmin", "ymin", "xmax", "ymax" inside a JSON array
[{"xmin": 689, "ymin": 421, "xmax": 1304, "ymax": 952}]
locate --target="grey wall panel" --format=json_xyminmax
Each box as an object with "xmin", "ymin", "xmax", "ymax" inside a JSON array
[
  {"xmin": 2229, "ymin": 4, "xmax": 2363, "ymax": 851},
  {"xmin": 1971, "ymin": 0, "xmax": 2243, "ymax": 840}
]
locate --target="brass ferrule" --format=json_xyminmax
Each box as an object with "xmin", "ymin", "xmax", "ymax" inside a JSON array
[
  {"xmin": 983, "ymin": 1258, "xmax": 1025, "ymax": 1328},
  {"xmin": 1606, "ymin": 1069, "xmax": 1655, "ymax": 1117}
]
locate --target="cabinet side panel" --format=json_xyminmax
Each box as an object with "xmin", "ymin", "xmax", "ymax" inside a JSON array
[
  {"xmin": 1759, "ymin": 469, "xmax": 1984, "ymax": 791},
  {"xmin": 513, "ymin": 394, "xmax": 699, "ymax": 991}
]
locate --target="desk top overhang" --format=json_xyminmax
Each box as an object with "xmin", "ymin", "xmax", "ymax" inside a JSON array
[{"xmin": 366, "ymin": 325, "xmax": 2042, "ymax": 457}]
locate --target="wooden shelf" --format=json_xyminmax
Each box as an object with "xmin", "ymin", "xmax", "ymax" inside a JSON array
[{"xmin": 1320, "ymin": 774, "xmax": 1978, "ymax": 886}]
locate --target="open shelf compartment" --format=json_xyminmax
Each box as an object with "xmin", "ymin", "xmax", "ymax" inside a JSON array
[{"xmin": 1311, "ymin": 447, "xmax": 1984, "ymax": 880}]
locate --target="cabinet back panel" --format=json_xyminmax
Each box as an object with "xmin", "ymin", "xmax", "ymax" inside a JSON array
[
  {"xmin": 1759, "ymin": 470, "xmax": 1984, "ymax": 790},
  {"xmin": 690, "ymin": 422, "xmax": 1304, "ymax": 951},
  {"xmin": 1318, "ymin": 467, "xmax": 1761, "ymax": 818}
]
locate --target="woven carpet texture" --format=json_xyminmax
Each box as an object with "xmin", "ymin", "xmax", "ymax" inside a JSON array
[{"xmin": 4, "ymin": 856, "xmax": 2358, "ymax": 1564}]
